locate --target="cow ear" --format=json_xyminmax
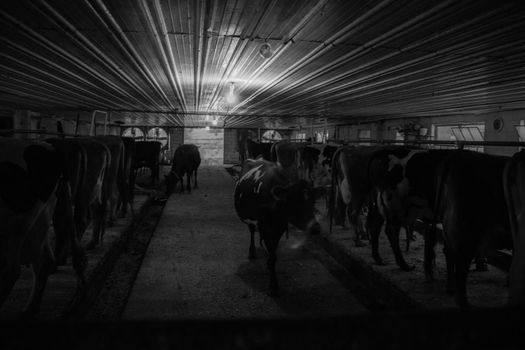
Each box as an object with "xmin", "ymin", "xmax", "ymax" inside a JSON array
[{"xmin": 271, "ymin": 186, "xmax": 287, "ymax": 201}]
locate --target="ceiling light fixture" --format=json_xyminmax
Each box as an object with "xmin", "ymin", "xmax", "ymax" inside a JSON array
[
  {"xmin": 226, "ymin": 82, "xmax": 237, "ymax": 105},
  {"xmin": 259, "ymin": 42, "xmax": 273, "ymax": 59}
]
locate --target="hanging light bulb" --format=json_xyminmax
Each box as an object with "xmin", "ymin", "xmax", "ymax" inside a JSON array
[{"xmin": 226, "ymin": 82, "xmax": 237, "ymax": 104}]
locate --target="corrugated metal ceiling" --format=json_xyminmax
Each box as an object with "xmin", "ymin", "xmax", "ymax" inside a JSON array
[{"xmin": 1, "ymin": 0, "xmax": 524, "ymax": 128}]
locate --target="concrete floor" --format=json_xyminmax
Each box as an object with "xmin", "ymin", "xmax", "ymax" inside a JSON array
[{"xmin": 123, "ymin": 166, "xmax": 367, "ymax": 320}]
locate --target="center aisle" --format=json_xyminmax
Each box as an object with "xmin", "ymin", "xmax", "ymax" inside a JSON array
[{"xmin": 123, "ymin": 166, "xmax": 366, "ymax": 320}]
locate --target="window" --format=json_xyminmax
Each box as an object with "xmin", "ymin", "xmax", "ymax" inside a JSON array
[
  {"xmin": 358, "ymin": 129, "xmax": 371, "ymax": 146},
  {"xmin": 431, "ymin": 123, "xmax": 485, "ymax": 152},
  {"xmin": 122, "ymin": 127, "xmax": 144, "ymax": 141},
  {"xmin": 295, "ymin": 132, "xmax": 306, "ymax": 141},
  {"xmin": 146, "ymin": 127, "xmax": 168, "ymax": 148}
]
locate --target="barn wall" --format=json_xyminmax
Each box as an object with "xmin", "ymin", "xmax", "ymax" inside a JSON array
[
  {"xmin": 184, "ymin": 127, "xmax": 224, "ymax": 166},
  {"xmin": 168, "ymin": 127, "xmax": 184, "ymax": 162},
  {"xmin": 223, "ymin": 129, "xmax": 238, "ymax": 164}
]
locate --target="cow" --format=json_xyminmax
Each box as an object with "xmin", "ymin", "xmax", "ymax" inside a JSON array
[
  {"xmin": 504, "ymin": 149, "xmax": 525, "ymax": 307},
  {"xmin": 234, "ymin": 159, "xmax": 323, "ymax": 296},
  {"xmin": 330, "ymin": 145, "xmax": 416, "ymax": 271},
  {"xmin": 0, "ymin": 137, "xmax": 86, "ymax": 317},
  {"xmin": 165, "ymin": 144, "xmax": 201, "ymax": 195},
  {"xmin": 434, "ymin": 150, "xmax": 512, "ymax": 307},
  {"xmin": 132, "ymin": 141, "xmax": 162, "ymax": 186},
  {"xmin": 246, "ymin": 139, "xmax": 273, "ymax": 161}
]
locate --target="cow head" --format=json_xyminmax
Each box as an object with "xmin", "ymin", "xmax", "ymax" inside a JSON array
[
  {"xmin": 164, "ymin": 170, "xmax": 181, "ymax": 196},
  {"xmin": 271, "ymin": 180, "xmax": 324, "ymax": 234}
]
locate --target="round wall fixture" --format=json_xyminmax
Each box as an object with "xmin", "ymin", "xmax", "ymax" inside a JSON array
[
  {"xmin": 259, "ymin": 43, "xmax": 273, "ymax": 59},
  {"xmin": 493, "ymin": 117, "xmax": 504, "ymax": 132}
]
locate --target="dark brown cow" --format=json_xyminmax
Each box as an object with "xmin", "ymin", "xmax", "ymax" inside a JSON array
[
  {"xmin": 165, "ymin": 144, "xmax": 201, "ymax": 195},
  {"xmin": 504, "ymin": 149, "xmax": 525, "ymax": 307},
  {"xmin": 0, "ymin": 138, "xmax": 86, "ymax": 317}
]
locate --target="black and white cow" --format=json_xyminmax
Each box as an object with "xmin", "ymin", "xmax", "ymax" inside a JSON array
[
  {"xmin": 0, "ymin": 137, "xmax": 86, "ymax": 317},
  {"xmin": 165, "ymin": 144, "xmax": 201, "ymax": 195},
  {"xmin": 234, "ymin": 159, "xmax": 322, "ymax": 295},
  {"xmin": 330, "ymin": 145, "xmax": 417, "ymax": 271}
]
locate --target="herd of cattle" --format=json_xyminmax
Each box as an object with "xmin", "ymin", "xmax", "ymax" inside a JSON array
[
  {"xmin": 234, "ymin": 139, "xmax": 525, "ymax": 308},
  {"xmin": 0, "ymin": 135, "xmax": 199, "ymax": 317}
]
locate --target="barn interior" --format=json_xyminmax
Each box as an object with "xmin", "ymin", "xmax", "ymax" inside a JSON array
[{"xmin": 1, "ymin": 0, "xmax": 525, "ymax": 349}]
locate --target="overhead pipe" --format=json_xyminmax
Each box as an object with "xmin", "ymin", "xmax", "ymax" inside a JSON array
[
  {"xmin": 272, "ymin": 54, "xmax": 525, "ymax": 113},
  {"xmin": 0, "ymin": 10, "xmax": 151, "ymax": 110},
  {"xmin": 1, "ymin": 54, "xmax": 126, "ymax": 109},
  {"xmin": 232, "ymin": 0, "xmax": 485, "ymax": 113},
  {"xmin": 206, "ymin": 0, "xmax": 287, "ymax": 112},
  {"xmin": 81, "ymin": 0, "xmax": 182, "ymax": 114},
  {"xmin": 0, "ymin": 37, "xmax": 144, "ymax": 109},
  {"xmin": 243, "ymin": 2, "xmax": 520, "ymax": 113},
  {"xmin": 228, "ymin": 0, "xmax": 406, "ymax": 113},
  {"xmin": 143, "ymin": 0, "xmax": 188, "ymax": 112},
  {"xmin": 263, "ymin": 18, "xmax": 524, "ymax": 110}
]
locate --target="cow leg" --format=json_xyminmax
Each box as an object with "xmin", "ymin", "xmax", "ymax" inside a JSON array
[
  {"xmin": 0, "ymin": 244, "xmax": 22, "ymax": 311},
  {"xmin": 248, "ymin": 224, "xmax": 257, "ymax": 259},
  {"xmin": 423, "ymin": 223, "xmax": 437, "ymax": 282},
  {"xmin": 349, "ymin": 204, "xmax": 366, "ymax": 247},
  {"xmin": 454, "ymin": 252, "xmax": 472, "ymax": 308},
  {"xmin": 23, "ymin": 237, "xmax": 55, "ymax": 318},
  {"xmin": 52, "ymin": 204, "xmax": 69, "ymax": 267},
  {"xmin": 194, "ymin": 169, "xmax": 198, "ymax": 189},
  {"xmin": 368, "ymin": 204, "xmax": 385, "ymax": 265},
  {"xmin": 443, "ymin": 244, "xmax": 455, "ymax": 295},
  {"xmin": 385, "ymin": 221, "xmax": 414, "ymax": 271},
  {"xmin": 186, "ymin": 173, "xmax": 192, "ymax": 193},
  {"xmin": 87, "ymin": 200, "xmax": 105, "ymax": 250},
  {"xmin": 405, "ymin": 223, "xmax": 415, "ymax": 252},
  {"xmin": 265, "ymin": 237, "xmax": 279, "ymax": 297}
]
